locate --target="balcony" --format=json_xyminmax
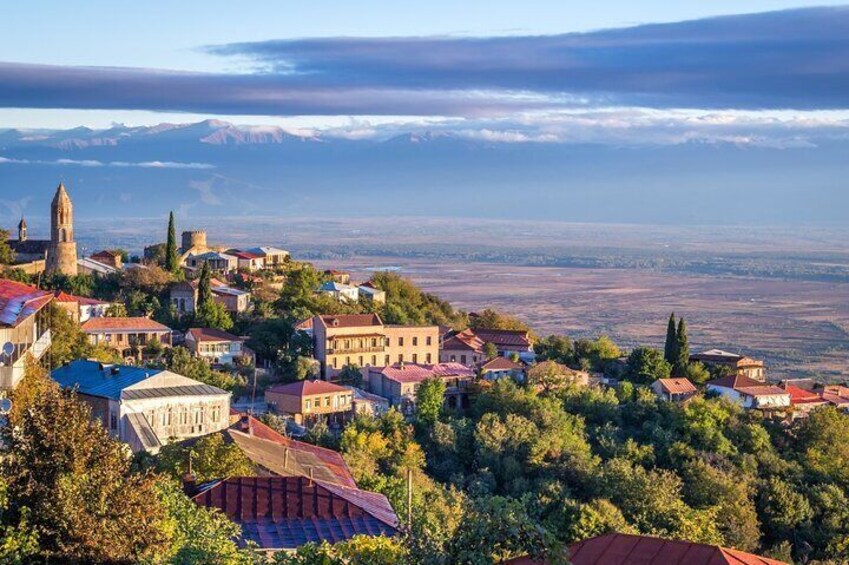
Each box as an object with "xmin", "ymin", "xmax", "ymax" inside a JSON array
[
  {"xmin": 327, "ymin": 345, "xmax": 385, "ymax": 355},
  {"xmin": 0, "ymin": 329, "xmax": 51, "ymax": 390}
]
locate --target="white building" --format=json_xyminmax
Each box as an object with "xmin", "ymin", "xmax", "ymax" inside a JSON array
[
  {"xmin": 185, "ymin": 327, "xmax": 253, "ymax": 366},
  {"xmin": 52, "ymin": 360, "xmax": 231, "ymax": 453},
  {"xmin": 318, "ymin": 281, "xmax": 360, "ymax": 303},
  {"xmin": 706, "ymin": 374, "xmax": 790, "ymax": 410},
  {"xmin": 0, "ymin": 280, "xmax": 53, "ymax": 390}
]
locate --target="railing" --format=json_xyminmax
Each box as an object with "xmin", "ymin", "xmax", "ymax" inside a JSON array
[{"xmin": 327, "ymin": 346, "xmax": 385, "ymax": 355}]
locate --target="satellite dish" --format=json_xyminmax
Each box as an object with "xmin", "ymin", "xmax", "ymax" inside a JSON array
[
  {"xmin": 0, "ymin": 398, "xmax": 12, "ymax": 414},
  {"xmin": 2, "ymin": 342, "xmax": 13, "ymax": 357}
]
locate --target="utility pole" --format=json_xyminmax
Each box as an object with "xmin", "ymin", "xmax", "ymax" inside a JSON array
[{"xmin": 407, "ymin": 467, "xmax": 413, "ymax": 530}]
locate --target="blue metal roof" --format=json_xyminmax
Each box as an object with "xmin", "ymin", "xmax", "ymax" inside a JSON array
[{"xmin": 51, "ymin": 360, "xmax": 163, "ymax": 401}]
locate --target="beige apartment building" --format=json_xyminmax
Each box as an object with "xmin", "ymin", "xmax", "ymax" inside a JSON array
[
  {"xmin": 312, "ymin": 314, "xmax": 439, "ymax": 379},
  {"xmin": 265, "ymin": 380, "xmax": 353, "ymax": 425}
]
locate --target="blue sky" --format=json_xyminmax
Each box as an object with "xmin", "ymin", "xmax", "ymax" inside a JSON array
[{"xmin": 1, "ymin": 1, "xmax": 848, "ymax": 136}]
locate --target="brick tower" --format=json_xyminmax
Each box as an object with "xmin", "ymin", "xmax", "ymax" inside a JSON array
[{"xmin": 45, "ymin": 183, "xmax": 78, "ymax": 276}]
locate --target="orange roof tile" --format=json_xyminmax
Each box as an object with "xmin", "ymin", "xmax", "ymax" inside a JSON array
[
  {"xmin": 267, "ymin": 379, "xmax": 351, "ymax": 397},
  {"xmin": 655, "ymin": 378, "xmax": 698, "ymax": 395},
  {"xmin": 81, "ymin": 317, "xmax": 171, "ymax": 333}
]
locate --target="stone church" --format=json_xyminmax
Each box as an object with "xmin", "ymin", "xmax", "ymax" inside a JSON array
[{"xmin": 9, "ymin": 183, "xmax": 78, "ymax": 276}]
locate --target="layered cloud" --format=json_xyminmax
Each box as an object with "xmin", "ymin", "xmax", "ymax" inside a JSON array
[
  {"xmin": 0, "ymin": 156, "xmax": 214, "ymax": 169},
  {"xmin": 1, "ymin": 7, "xmax": 848, "ymax": 118}
]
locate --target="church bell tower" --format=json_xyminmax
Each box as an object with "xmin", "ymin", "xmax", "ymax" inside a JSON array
[{"xmin": 45, "ymin": 183, "xmax": 78, "ymax": 276}]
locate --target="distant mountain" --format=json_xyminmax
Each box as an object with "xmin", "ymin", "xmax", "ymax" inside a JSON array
[{"xmin": 0, "ymin": 120, "xmax": 846, "ymax": 226}]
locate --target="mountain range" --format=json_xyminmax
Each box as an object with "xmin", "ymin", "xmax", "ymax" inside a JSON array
[{"xmin": 1, "ymin": 119, "xmax": 847, "ymax": 226}]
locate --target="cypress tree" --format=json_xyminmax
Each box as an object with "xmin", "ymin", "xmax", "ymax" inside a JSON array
[
  {"xmin": 165, "ymin": 211, "xmax": 179, "ymax": 273},
  {"xmin": 664, "ymin": 313, "xmax": 678, "ymax": 366},
  {"xmin": 675, "ymin": 317, "xmax": 690, "ymax": 375},
  {"xmin": 198, "ymin": 261, "xmax": 212, "ymax": 307}
]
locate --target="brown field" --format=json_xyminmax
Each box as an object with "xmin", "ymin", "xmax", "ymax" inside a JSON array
[{"xmin": 314, "ymin": 257, "xmax": 849, "ymax": 381}]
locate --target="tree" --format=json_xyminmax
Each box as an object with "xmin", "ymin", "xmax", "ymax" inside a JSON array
[
  {"xmin": 674, "ymin": 317, "xmax": 690, "ymax": 375},
  {"xmin": 758, "ymin": 477, "xmax": 813, "ymax": 542},
  {"xmin": 483, "ymin": 342, "xmax": 499, "ymax": 360},
  {"xmin": 534, "ymin": 335, "xmax": 573, "ymax": 364},
  {"xmin": 48, "ymin": 303, "xmax": 121, "ymax": 367},
  {"xmin": 157, "ymin": 433, "xmax": 254, "ymax": 483},
  {"xmin": 469, "ymin": 308, "xmax": 531, "ymax": 333},
  {"xmin": 9, "ymin": 355, "xmax": 57, "ymax": 428},
  {"xmin": 198, "ymin": 261, "xmax": 213, "ymax": 308},
  {"xmin": 2, "ymin": 386, "xmax": 171, "ymax": 562},
  {"xmin": 272, "ymin": 536, "xmax": 408, "ymax": 565},
  {"xmin": 196, "ymin": 299, "xmax": 234, "ymax": 331},
  {"xmin": 664, "ymin": 313, "xmax": 678, "ymax": 367},
  {"xmin": 166, "ymin": 346, "xmax": 242, "ymax": 391},
  {"xmin": 796, "ymin": 406, "xmax": 849, "ymax": 488},
  {"xmin": 338, "ymin": 363, "xmax": 363, "ymax": 388},
  {"xmin": 684, "ymin": 361, "xmax": 711, "ymax": 385},
  {"xmin": 416, "ymin": 378, "xmax": 447, "ymax": 427},
  {"xmin": 625, "ymin": 347, "xmax": 672, "ymax": 384},
  {"xmin": 0, "ymin": 229, "xmax": 15, "ymax": 265},
  {"xmin": 165, "ymin": 211, "xmax": 179, "ymax": 273}
]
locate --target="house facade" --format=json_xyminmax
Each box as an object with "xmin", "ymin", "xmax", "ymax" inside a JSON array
[
  {"xmin": 478, "ymin": 356, "xmax": 525, "ymax": 382},
  {"xmin": 185, "ymin": 327, "xmax": 253, "ymax": 366},
  {"xmin": 81, "ymin": 317, "xmax": 172, "ymax": 359},
  {"xmin": 440, "ymin": 327, "xmax": 534, "ymax": 366},
  {"xmin": 52, "ymin": 360, "xmax": 230, "ymax": 453},
  {"xmin": 706, "ymin": 374, "xmax": 790, "ymax": 410},
  {"xmin": 0, "ymin": 280, "xmax": 53, "ymax": 390},
  {"xmin": 691, "ymin": 349, "xmax": 766, "ymax": 381},
  {"xmin": 318, "ymin": 281, "xmax": 360, "ymax": 303},
  {"xmin": 265, "ymin": 380, "xmax": 354, "ymax": 425},
  {"xmin": 170, "ymin": 279, "xmax": 251, "ymax": 314},
  {"xmin": 367, "ymin": 362, "xmax": 477, "ymax": 414},
  {"xmin": 651, "ymin": 378, "xmax": 698, "ymax": 402},
  {"xmin": 312, "ymin": 314, "xmax": 439, "ymax": 378}
]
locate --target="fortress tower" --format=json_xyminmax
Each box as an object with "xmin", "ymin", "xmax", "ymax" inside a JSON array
[
  {"xmin": 45, "ymin": 183, "xmax": 78, "ymax": 276},
  {"xmin": 17, "ymin": 216, "xmax": 27, "ymax": 242},
  {"xmin": 181, "ymin": 230, "xmax": 207, "ymax": 253}
]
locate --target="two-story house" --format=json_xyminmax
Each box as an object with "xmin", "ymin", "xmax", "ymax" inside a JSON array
[
  {"xmin": 80, "ymin": 317, "xmax": 172, "ymax": 359},
  {"xmin": 185, "ymin": 327, "xmax": 254, "ymax": 366},
  {"xmin": 264, "ymin": 380, "xmax": 354, "ymax": 425},
  {"xmin": 367, "ymin": 362, "xmax": 477, "ymax": 414},
  {"xmin": 706, "ymin": 374, "xmax": 790, "ymax": 410},
  {"xmin": 52, "ymin": 359, "xmax": 230, "ymax": 453},
  {"xmin": 0, "ymin": 279, "xmax": 53, "ymax": 390},
  {"xmin": 691, "ymin": 349, "xmax": 766, "ymax": 381},
  {"xmin": 440, "ymin": 327, "xmax": 534, "ymax": 366}
]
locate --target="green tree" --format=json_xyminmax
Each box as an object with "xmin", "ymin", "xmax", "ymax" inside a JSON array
[
  {"xmin": 674, "ymin": 317, "xmax": 690, "ymax": 375},
  {"xmin": 165, "ymin": 211, "xmax": 179, "ymax": 273},
  {"xmin": 338, "ymin": 363, "xmax": 363, "ymax": 388},
  {"xmin": 796, "ymin": 406, "xmax": 849, "ymax": 488},
  {"xmin": 156, "ymin": 433, "xmax": 254, "ymax": 483},
  {"xmin": 2, "ymin": 386, "xmax": 171, "ymax": 562},
  {"xmin": 664, "ymin": 313, "xmax": 678, "ymax": 366},
  {"xmin": 625, "ymin": 347, "xmax": 672, "ymax": 384},
  {"xmin": 758, "ymin": 477, "xmax": 813, "ymax": 542},
  {"xmin": 0, "ymin": 229, "xmax": 15, "ymax": 265},
  {"xmin": 198, "ymin": 261, "xmax": 213, "ymax": 307},
  {"xmin": 416, "ymin": 378, "xmax": 447, "ymax": 427},
  {"xmin": 166, "ymin": 346, "xmax": 241, "ymax": 392},
  {"xmin": 48, "ymin": 303, "xmax": 121, "ymax": 367},
  {"xmin": 534, "ymin": 335, "xmax": 573, "ymax": 364},
  {"xmin": 196, "ymin": 299, "xmax": 234, "ymax": 331},
  {"xmin": 483, "ymin": 342, "xmax": 499, "ymax": 360}
]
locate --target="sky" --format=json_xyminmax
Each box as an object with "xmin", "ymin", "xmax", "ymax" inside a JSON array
[{"xmin": 2, "ymin": 0, "xmax": 849, "ymax": 133}]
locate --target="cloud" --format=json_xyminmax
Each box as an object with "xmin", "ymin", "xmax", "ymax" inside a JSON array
[
  {"xmin": 0, "ymin": 7, "xmax": 848, "ymax": 117},
  {"xmin": 0, "ymin": 156, "xmax": 214, "ymax": 169}
]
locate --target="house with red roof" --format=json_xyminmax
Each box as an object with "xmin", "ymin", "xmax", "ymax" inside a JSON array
[
  {"xmin": 265, "ymin": 380, "xmax": 354, "ymax": 426},
  {"xmin": 52, "ymin": 290, "xmax": 114, "ymax": 323},
  {"xmin": 81, "ymin": 316, "xmax": 172, "ymax": 360},
  {"xmin": 0, "ymin": 279, "xmax": 53, "ymax": 389},
  {"xmin": 478, "ymin": 356, "xmax": 526, "ymax": 382},
  {"xmin": 818, "ymin": 385, "xmax": 849, "ymax": 411},
  {"xmin": 189, "ymin": 476, "xmax": 398, "ymax": 553},
  {"xmin": 368, "ymin": 362, "xmax": 477, "ymax": 413},
  {"xmin": 185, "ymin": 327, "xmax": 253, "ymax": 366},
  {"xmin": 706, "ymin": 374, "xmax": 790, "ymax": 410},
  {"xmin": 507, "ymin": 532, "xmax": 788, "ymax": 565},
  {"xmin": 440, "ymin": 327, "xmax": 534, "ymax": 366},
  {"xmin": 651, "ymin": 377, "xmax": 698, "ymax": 402}
]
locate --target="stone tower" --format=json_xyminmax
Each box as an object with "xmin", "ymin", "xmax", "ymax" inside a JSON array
[
  {"xmin": 17, "ymin": 216, "xmax": 27, "ymax": 242},
  {"xmin": 45, "ymin": 183, "xmax": 78, "ymax": 276}
]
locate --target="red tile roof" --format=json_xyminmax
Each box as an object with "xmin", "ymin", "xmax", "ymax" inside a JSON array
[
  {"xmin": 318, "ymin": 314, "xmax": 382, "ymax": 329},
  {"xmin": 466, "ymin": 328, "xmax": 532, "ymax": 348},
  {"xmin": 53, "ymin": 290, "xmax": 109, "ymax": 306},
  {"xmin": 820, "ymin": 385, "xmax": 849, "ymax": 407},
  {"xmin": 783, "ymin": 385, "xmax": 826, "ymax": 405},
  {"xmin": 0, "ymin": 279, "xmax": 53, "ymax": 327},
  {"xmin": 191, "ymin": 476, "xmax": 398, "ymax": 550},
  {"xmin": 187, "ymin": 327, "xmax": 243, "ymax": 343},
  {"xmin": 479, "ymin": 356, "xmax": 524, "ymax": 371},
  {"xmin": 654, "ymin": 378, "xmax": 698, "ymax": 395},
  {"xmin": 707, "ymin": 374, "xmax": 787, "ymax": 397},
  {"xmin": 507, "ymin": 533, "xmax": 788, "ymax": 565},
  {"xmin": 267, "ymin": 380, "xmax": 351, "ymax": 397},
  {"xmin": 81, "ymin": 316, "xmax": 171, "ymax": 333}
]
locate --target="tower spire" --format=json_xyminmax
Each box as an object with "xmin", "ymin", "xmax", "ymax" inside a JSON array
[
  {"xmin": 17, "ymin": 216, "xmax": 27, "ymax": 242},
  {"xmin": 45, "ymin": 181, "xmax": 78, "ymax": 275}
]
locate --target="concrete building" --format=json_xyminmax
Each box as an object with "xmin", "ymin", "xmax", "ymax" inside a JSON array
[
  {"xmin": 312, "ymin": 314, "xmax": 439, "ymax": 379},
  {"xmin": 691, "ymin": 349, "xmax": 766, "ymax": 381},
  {"xmin": 52, "ymin": 360, "xmax": 230, "ymax": 453},
  {"xmin": 89, "ymin": 249, "xmax": 123, "ymax": 269},
  {"xmin": 245, "ymin": 247, "xmax": 290, "ymax": 268},
  {"xmin": 478, "ymin": 356, "xmax": 525, "ymax": 382},
  {"xmin": 52, "ymin": 291, "xmax": 113, "ymax": 323},
  {"xmin": 706, "ymin": 374, "xmax": 790, "ymax": 410},
  {"xmin": 0, "ymin": 280, "xmax": 53, "ymax": 390},
  {"xmin": 367, "ymin": 362, "xmax": 476, "ymax": 414},
  {"xmin": 324, "ymin": 270, "xmax": 351, "ymax": 284},
  {"xmin": 170, "ymin": 279, "xmax": 251, "ymax": 314},
  {"xmin": 185, "ymin": 251, "xmax": 239, "ymax": 273},
  {"xmin": 356, "ymin": 283, "xmax": 386, "ymax": 305},
  {"xmin": 265, "ymin": 380, "xmax": 354, "ymax": 425},
  {"xmin": 45, "ymin": 183, "xmax": 79, "ymax": 276},
  {"xmin": 81, "ymin": 317, "xmax": 172, "ymax": 359},
  {"xmin": 318, "ymin": 281, "xmax": 360, "ymax": 303},
  {"xmin": 185, "ymin": 327, "xmax": 253, "ymax": 366}
]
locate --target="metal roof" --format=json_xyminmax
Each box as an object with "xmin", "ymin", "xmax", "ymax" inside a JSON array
[
  {"xmin": 52, "ymin": 360, "xmax": 162, "ymax": 400},
  {"xmin": 122, "ymin": 384, "xmax": 227, "ymax": 401}
]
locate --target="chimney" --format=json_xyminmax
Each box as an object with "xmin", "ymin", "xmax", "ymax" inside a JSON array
[
  {"xmin": 182, "ymin": 454, "xmax": 196, "ymax": 496},
  {"xmin": 239, "ymin": 414, "xmax": 250, "ymax": 432}
]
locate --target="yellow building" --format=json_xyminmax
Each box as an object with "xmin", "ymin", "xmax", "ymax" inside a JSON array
[{"xmin": 312, "ymin": 314, "xmax": 439, "ymax": 379}]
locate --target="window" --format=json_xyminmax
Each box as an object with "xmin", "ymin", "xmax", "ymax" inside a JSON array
[
  {"xmin": 385, "ymin": 355, "xmax": 390, "ymax": 365},
  {"xmin": 333, "ymin": 396, "xmax": 339, "ymax": 409},
  {"xmin": 385, "ymin": 337, "xmax": 391, "ymax": 346},
  {"xmin": 412, "ymin": 354, "xmax": 418, "ymax": 364},
  {"xmin": 399, "ymin": 337, "xmax": 404, "ymax": 346},
  {"xmin": 412, "ymin": 337, "xmax": 418, "ymax": 346},
  {"xmin": 426, "ymin": 336, "xmax": 432, "ymax": 346},
  {"xmin": 346, "ymin": 356, "xmax": 351, "ymax": 365},
  {"xmin": 398, "ymin": 354, "xmax": 404, "ymax": 363},
  {"xmin": 110, "ymin": 412, "xmax": 118, "ymax": 430},
  {"xmin": 305, "ymin": 399, "xmax": 312, "ymax": 411},
  {"xmin": 461, "ymin": 355, "xmax": 467, "ymax": 364},
  {"xmin": 324, "ymin": 396, "xmax": 331, "ymax": 407},
  {"xmin": 359, "ymin": 356, "xmax": 364, "ymax": 366},
  {"xmin": 450, "ymin": 355, "xmax": 456, "ymax": 362},
  {"xmin": 371, "ymin": 338, "xmax": 377, "ymax": 347},
  {"xmin": 426, "ymin": 353, "xmax": 432, "ymax": 363},
  {"xmin": 116, "ymin": 333, "xmax": 123, "ymax": 343},
  {"xmin": 332, "ymin": 358, "xmax": 338, "ymax": 369},
  {"xmin": 211, "ymin": 405, "xmax": 220, "ymax": 423},
  {"xmin": 371, "ymin": 355, "xmax": 376, "ymax": 366}
]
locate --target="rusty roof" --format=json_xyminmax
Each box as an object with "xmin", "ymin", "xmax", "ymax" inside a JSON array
[
  {"xmin": 0, "ymin": 279, "xmax": 53, "ymax": 327},
  {"xmin": 654, "ymin": 378, "xmax": 698, "ymax": 395},
  {"xmin": 187, "ymin": 327, "xmax": 243, "ymax": 343},
  {"xmin": 81, "ymin": 316, "xmax": 171, "ymax": 333},
  {"xmin": 318, "ymin": 313, "xmax": 383, "ymax": 329},
  {"xmin": 507, "ymin": 533, "xmax": 788, "ymax": 565},
  {"xmin": 266, "ymin": 380, "xmax": 351, "ymax": 397},
  {"xmin": 192, "ymin": 476, "xmax": 398, "ymax": 550}
]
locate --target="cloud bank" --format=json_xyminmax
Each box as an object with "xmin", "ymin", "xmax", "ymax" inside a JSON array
[
  {"xmin": 0, "ymin": 156, "xmax": 214, "ymax": 169},
  {"xmin": 1, "ymin": 7, "xmax": 848, "ymax": 118}
]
